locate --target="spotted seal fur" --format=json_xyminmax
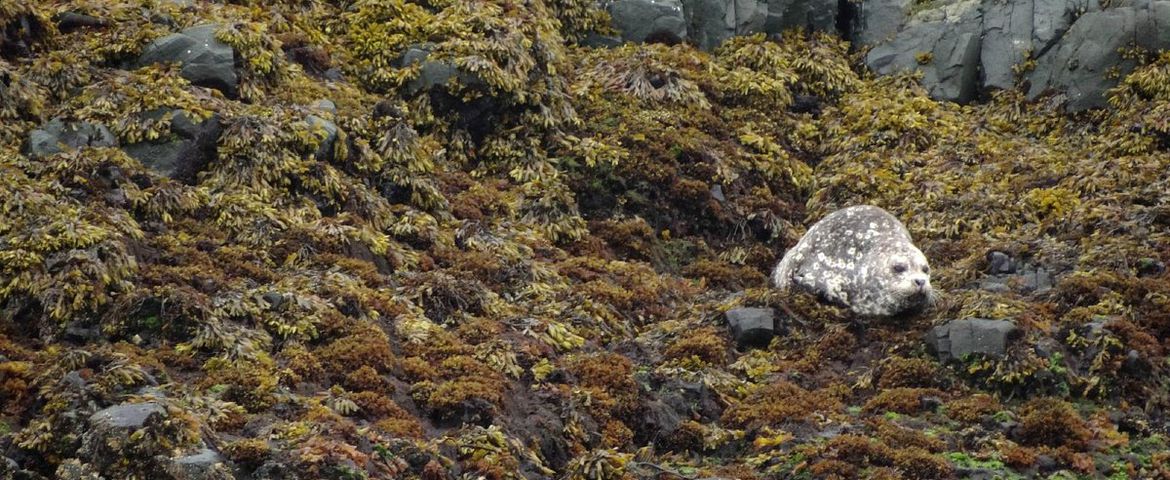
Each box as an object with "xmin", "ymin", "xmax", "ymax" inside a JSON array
[{"xmin": 772, "ymin": 205, "xmax": 934, "ymax": 317}]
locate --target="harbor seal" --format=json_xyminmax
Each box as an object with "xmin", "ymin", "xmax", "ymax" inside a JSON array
[{"xmin": 772, "ymin": 205, "xmax": 934, "ymax": 317}]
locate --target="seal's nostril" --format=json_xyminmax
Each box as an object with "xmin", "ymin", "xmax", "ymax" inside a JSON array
[{"xmin": 914, "ymin": 278, "xmax": 926, "ymax": 287}]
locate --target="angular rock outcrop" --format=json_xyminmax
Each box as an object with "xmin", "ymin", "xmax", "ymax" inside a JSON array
[
  {"xmin": 861, "ymin": 0, "xmax": 1170, "ymax": 109},
  {"xmin": 138, "ymin": 24, "xmax": 237, "ymax": 98},
  {"xmin": 607, "ymin": 0, "xmax": 689, "ymax": 44},
  {"xmin": 725, "ymin": 307, "xmax": 777, "ymax": 349},
  {"xmin": 683, "ymin": 0, "xmax": 767, "ymax": 51},
  {"xmin": 851, "ymin": 0, "xmax": 914, "ymax": 46},
  {"xmin": 925, "ymin": 318, "xmax": 1021, "ymax": 362},
  {"xmin": 603, "ymin": 0, "xmax": 838, "ymax": 50},
  {"xmin": 1025, "ymin": 3, "xmax": 1170, "ymax": 110},
  {"xmin": 864, "ymin": 0, "xmax": 983, "ymax": 103}
]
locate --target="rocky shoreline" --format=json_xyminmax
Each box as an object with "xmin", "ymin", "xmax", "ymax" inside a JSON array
[{"xmin": 2, "ymin": 1, "xmax": 1169, "ymax": 479}]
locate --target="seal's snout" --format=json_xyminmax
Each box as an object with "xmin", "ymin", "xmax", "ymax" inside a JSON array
[{"xmin": 914, "ymin": 278, "xmax": 926, "ymax": 288}]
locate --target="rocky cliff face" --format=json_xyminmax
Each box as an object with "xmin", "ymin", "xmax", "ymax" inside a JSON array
[{"xmin": 606, "ymin": 0, "xmax": 1170, "ymax": 110}]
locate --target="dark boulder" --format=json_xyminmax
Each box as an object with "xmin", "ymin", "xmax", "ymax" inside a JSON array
[
  {"xmin": 25, "ymin": 118, "xmax": 116, "ymax": 159},
  {"xmin": 55, "ymin": 12, "xmax": 109, "ymax": 33},
  {"xmin": 122, "ymin": 109, "xmax": 222, "ymax": 183},
  {"xmin": 682, "ymin": 0, "xmax": 767, "ymax": 51},
  {"xmin": 725, "ymin": 307, "xmax": 777, "ymax": 349},
  {"xmin": 606, "ymin": 0, "xmax": 689, "ymax": 45},
  {"xmin": 138, "ymin": 24, "xmax": 237, "ymax": 98},
  {"xmin": 925, "ymin": 318, "xmax": 1021, "ymax": 363},
  {"xmin": 987, "ymin": 250, "xmax": 1016, "ymax": 274}
]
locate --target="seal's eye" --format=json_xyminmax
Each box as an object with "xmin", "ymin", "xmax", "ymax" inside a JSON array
[
  {"xmin": 923, "ymin": 266, "xmax": 930, "ymax": 274},
  {"xmin": 892, "ymin": 263, "xmax": 907, "ymax": 274}
]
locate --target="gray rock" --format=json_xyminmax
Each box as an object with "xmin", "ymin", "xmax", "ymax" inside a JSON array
[
  {"xmin": 580, "ymin": 33, "xmax": 625, "ymax": 48},
  {"xmin": 854, "ymin": 0, "xmax": 1170, "ymax": 110},
  {"xmin": 164, "ymin": 448, "xmax": 233, "ymax": 480},
  {"xmin": 262, "ymin": 291, "xmax": 286, "ymax": 309},
  {"xmin": 764, "ymin": 0, "xmax": 839, "ymax": 33},
  {"xmin": 925, "ymin": 318, "xmax": 1020, "ymax": 362},
  {"xmin": 122, "ymin": 110, "xmax": 221, "ymax": 182},
  {"xmin": 306, "ymin": 114, "xmax": 339, "ymax": 161},
  {"xmin": 725, "ymin": 307, "xmax": 775, "ymax": 349},
  {"xmin": 138, "ymin": 24, "xmax": 237, "ymax": 98},
  {"xmin": 853, "ymin": 0, "xmax": 913, "ymax": 46},
  {"xmin": 1031, "ymin": 0, "xmax": 1078, "ymax": 54},
  {"xmin": 1026, "ymin": 3, "xmax": 1170, "ymax": 110},
  {"xmin": 642, "ymin": 399, "xmax": 682, "ymax": 444},
  {"xmin": 312, "ymin": 99, "xmax": 337, "ymax": 115},
  {"xmin": 1019, "ymin": 265, "xmax": 1052, "ymax": 294},
  {"xmin": 657, "ymin": 377, "xmax": 722, "ymax": 420},
  {"xmin": 394, "ymin": 43, "xmax": 484, "ymax": 95},
  {"xmin": 710, "ymin": 184, "xmax": 726, "ymax": 202},
  {"xmin": 89, "ymin": 402, "xmax": 165, "ymax": 429},
  {"xmin": 682, "ymin": 0, "xmax": 768, "ymax": 50},
  {"xmin": 606, "ymin": 0, "xmax": 688, "ymax": 44},
  {"xmin": 980, "ymin": 0, "xmax": 1034, "ymax": 91},
  {"xmin": 987, "ymin": 250, "xmax": 1015, "ymax": 274},
  {"xmin": 55, "ymin": 12, "xmax": 109, "ymax": 33},
  {"xmin": 25, "ymin": 118, "xmax": 116, "ymax": 159},
  {"xmin": 864, "ymin": 0, "xmax": 983, "ymax": 103},
  {"xmin": 977, "ymin": 277, "xmax": 1010, "ymax": 292}
]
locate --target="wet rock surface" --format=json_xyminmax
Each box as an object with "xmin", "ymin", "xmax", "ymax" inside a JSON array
[
  {"xmin": 725, "ymin": 306, "xmax": 776, "ymax": 349},
  {"xmin": 925, "ymin": 318, "xmax": 1021, "ymax": 362},
  {"xmin": 137, "ymin": 24, "xmax": 237, "ymax": 98},
  {"xmin": 122, "ymin": 109, "xmax": 222, "ymax": 182},
  {"xmin": 7, "ymin": 1, "xmax": 1170, "ymax": 478},
  {"xmin": 25, "ymin": 118, "xmax": 116, "ymax": 159},
  {"xmin": 606, "ymin": 0, "xmax": 689, "ymax": 44},
  {"xmin": 859, "ymin": 0, "xmax": 1170, "ymax": 109}
]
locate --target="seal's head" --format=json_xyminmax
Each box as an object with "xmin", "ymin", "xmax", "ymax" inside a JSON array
[{"xmin": 871, "ymin": 246, "xmax": 934, "ymax": 316}]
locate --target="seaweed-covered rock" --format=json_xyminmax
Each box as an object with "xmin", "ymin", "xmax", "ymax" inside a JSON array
[
  {"xmin": 725, "ymin": 307, "xmax": 776, "ymax": 349},
  {"xmin": 137, "ymin": 24, "xmax": 237, "ymax": 98},
  {"xmin": 393, "ymin": 43, "xmax": 486, "ymax": 96},
  {"xmin": 606, "ymin": 0, "xmax": 688, "ymax": 44},
  {"xmin": 122, "ymin": 109, "xmax": 222, "ymax": 182},
  {"xmin": 925, "ymin": 319, "xmax": 1020, "ymax": 362},
  {"xmin": 305, "ymin": 114, "xmax": 338, "ymax": 162},
  {"xmin": 25, "ymin": 118, "xmax": 116, "ymax": 158},
  {"xmin": 76, "ymin": 401, "xmax": 203, "ymax": 478}
]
